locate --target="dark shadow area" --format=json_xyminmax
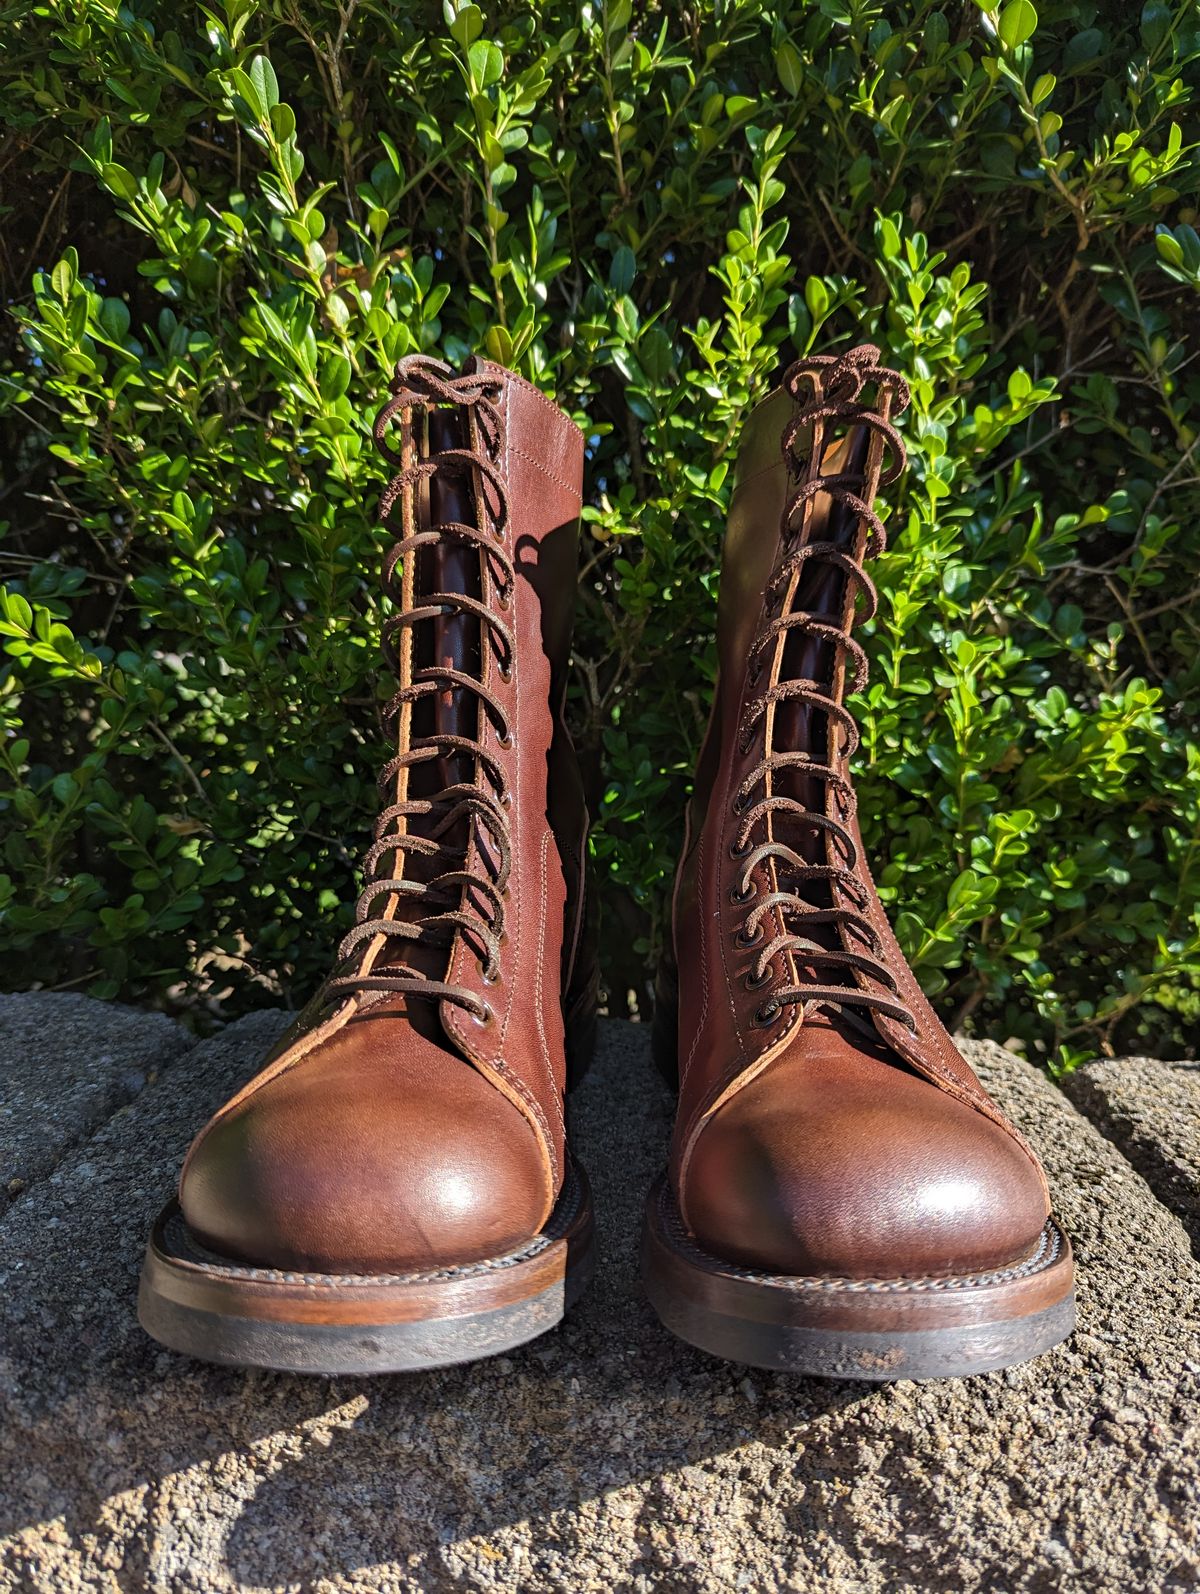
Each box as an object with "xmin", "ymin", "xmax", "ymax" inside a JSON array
[{"xmin": 1062, "ymin": 1063, "xmax": 1200, "ymax": 1262}]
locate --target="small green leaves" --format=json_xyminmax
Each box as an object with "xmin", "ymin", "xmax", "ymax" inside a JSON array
[
  {"xmin": 1155, "ymin": 224, "xmax": 1200, "ymax": 288},
  {"xmin": 2, "ymin": 0, "xmax": 1197, "ymax": 1061}
]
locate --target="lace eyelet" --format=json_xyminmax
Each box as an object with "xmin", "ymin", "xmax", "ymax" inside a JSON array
[
  {"xmin": 729, "ymin": 877, "xmax": 754, "ymax": 906},
  {"xmin": 498, "ymin": 664, "xmax": 513, "ymax": 684},
  {"xmin": 729, "ymin": 835, "xmax": 752, "ymax": 860},
  {"xmin": 745, "ymin": 963, "xmax": 773, "ymax": 991},
  {"xmin": 474, "ymin": 1002, "xmax": 494, "ymax": 1025},
  {"xmin": 735, "ymin": 921, "xmax": 762, "ymax": 949},
  {"xmin": 732, "ymin": 790, "xmax": 749, "ymax": 815},
  {"xmin": 497, "ymin": 586, "xmax": 511, "ymax": 610},
  {"xmin": 753, "ymin": 999, "xmax": 782, "ymax": 1028},
  {"xmin": 497, "ymin": 729, "xmax": 513, "ymax": 750}
]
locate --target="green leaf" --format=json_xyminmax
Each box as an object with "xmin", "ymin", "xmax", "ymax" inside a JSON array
[
  {"xmin": 1061, "ymin": 28, "xmax": 1104, "ymax": 73},
  {"xmin": 609, "ymin": 246, "xmax": 636, "ymax": 295},
  {"xmin": 101, "ymin": 163, "xmax": 139, "ymax": 201},
  {"xmin": 99, "ymin": 297, "xmax": 131, "ymax": 340},
  {"xmin": 1140, "ymin": 1, "xmax": 1171, "ymax": 51},
  {"xmin": 468, "ymin": 40, "xmax": 505, "ymax": 89},
  {"xmin": 445, "ymin": 3, "xmax": 483, "ymax": 47},
  {"xmin": 249, "ymin": 55, "xmax": 280, "ymax": 115},
  {"xmin": 997, "ymin": 0, "xmax": 1037, "ymax": 50},
  {"xmin": 319, "ymin": 353, "xmax": 351, "ymax": 402},
  {"xmin": 775, "ymin": 38, "xmax": 803, "ymax": 96},
  {"xmin": 50, "ymin": 258, "xmax": 75, "ymax": 302}
]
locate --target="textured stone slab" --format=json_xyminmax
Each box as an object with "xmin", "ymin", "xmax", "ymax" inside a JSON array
[
  {"xmin": 0, "ymin": 992, "xmax": 191, "ymax": 1206},
  {"xmin": 1062, "ymin": 1055, "xmax": 1200, "ymax": 1250},
  {"xmin": 1, "ymin": 1011, "xmax": 1197, "ymax": 1593}
]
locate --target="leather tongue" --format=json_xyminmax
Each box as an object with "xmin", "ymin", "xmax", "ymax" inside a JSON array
[
  {"xmin": 369, "ymin": 403, "xmax": 484, "ymax": 1019},
  {"xmin": 769, "ymin": 423, "xmax": 872, "ymax": 971}
]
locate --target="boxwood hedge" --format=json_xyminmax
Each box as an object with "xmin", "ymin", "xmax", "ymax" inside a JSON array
[{"xmin": 1, "ymin": 0, "xmax": 1197, "ymax": 1064}]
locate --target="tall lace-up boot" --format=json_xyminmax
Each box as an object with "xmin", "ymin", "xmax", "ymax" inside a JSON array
[
  {"xmin": 642, "ymin": 345, "xmax": 1074, "ymax": 1378},
  {"xmin": 140, "ymin": 357, "xmax": 597, "ymax": 1373}
]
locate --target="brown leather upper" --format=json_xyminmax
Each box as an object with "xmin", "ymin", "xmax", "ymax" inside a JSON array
[
  {"xmin": 664, "ymin": 347, "xmax": 1051, "ymax": 1279},
  {"xmin": 180, "ymin": 357, "xmax": 592, "ymax": 1273}
]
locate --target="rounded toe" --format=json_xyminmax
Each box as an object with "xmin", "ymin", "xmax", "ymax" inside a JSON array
[
  {"xmin": 682, "ymin": 1046, "xmax": 1049, "ymax": 1280},
  {"xmin": 179, "ymin": 1019, "xmax": 552, "ymax": 1274}
]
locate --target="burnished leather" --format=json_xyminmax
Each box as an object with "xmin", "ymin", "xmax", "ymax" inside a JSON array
[
  {"xmin": 179, "ymin": 357, "xmax": 592, "ymax": 1274},
  {"xmin": 662, "ymin": 346, "xmax": 1050, "ymax": 1280}
]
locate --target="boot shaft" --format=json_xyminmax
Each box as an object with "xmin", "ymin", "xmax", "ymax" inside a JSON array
[{"xmin": 666, "ymin": 347, "xmax": 1044, "ymax": 1180}]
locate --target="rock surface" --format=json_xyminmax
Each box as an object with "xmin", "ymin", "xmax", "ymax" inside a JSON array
[
  {"xmin": 0, "ymin": 991, "xmax": 188, "ymax": 1208},
  {"xmin": 0, "ymin": 999, "xmax": 1197, "ymax": 1593},
  {"xmin": 1063, "ymin": 1054, "xmax": 1200, "ymax": 1253}
]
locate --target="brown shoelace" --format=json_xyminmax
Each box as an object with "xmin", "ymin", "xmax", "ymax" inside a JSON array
[
  {"xmin": 325, "ymin": 357, "xmax": 512, "ymax": 1019},
  {"xmin": 730, "ymin": 344, "xmax": 919, "ymax": 1034}
]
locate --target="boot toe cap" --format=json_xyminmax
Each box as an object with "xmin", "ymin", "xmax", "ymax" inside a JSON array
[
  {"xmin": 179, "ymin": 1022, "xmax": 552, "ymax": 1274},
  {"xmin": 682, "ymin": 1050, "xmax": 1049, "ymax": 1280}
]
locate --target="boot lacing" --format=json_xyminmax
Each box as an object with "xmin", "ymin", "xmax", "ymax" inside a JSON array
[
  {"xmin": 731, "ymin": 344, "xmax": 919, "ymax": 1035},
  {"xmin": 326, "ymin": 356, "xmax": 513, "ymax": 1019}
]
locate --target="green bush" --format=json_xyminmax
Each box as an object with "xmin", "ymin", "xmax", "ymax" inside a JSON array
[{"xmin": 1, "ymin": 0, "xmax": 1197, "ymax": 1064}]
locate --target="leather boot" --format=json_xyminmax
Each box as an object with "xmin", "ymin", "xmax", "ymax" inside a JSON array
[
  {"xmin": 140, "ymin": 356, "xmax": 597, "ymax": 1373},
  {"xmin": 642, "ymin": 345, "xmax": 1074, "ymax": 1378}
]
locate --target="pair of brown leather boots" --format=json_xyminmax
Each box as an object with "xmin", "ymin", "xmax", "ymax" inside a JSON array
[{"xmin": 139, "ymin": 347, "xmax": 1074, "ymax": 1380}]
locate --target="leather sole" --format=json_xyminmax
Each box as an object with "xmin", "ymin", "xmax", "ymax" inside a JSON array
[
  {"xmin": 641, "ymin": 1176, "xmax": 1075, "ymax": 1379},
  {"xmin": 138, "ymin": 1161, "xmax": 594, "ymax": 1374}
]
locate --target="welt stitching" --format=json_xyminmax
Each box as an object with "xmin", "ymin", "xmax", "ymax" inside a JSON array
[
  {"xmin": 659, "ymin": 1185, "xmax": 1064, "ymax": 1291},
  {"xmin": 165, "ymin": 1165, "xmax": 584, "ymax": 1285}
]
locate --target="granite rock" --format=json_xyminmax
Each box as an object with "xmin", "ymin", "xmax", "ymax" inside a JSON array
[
  {"xmin": 0, "ymin": 991, "xmax": 190, "ymax": 1208},
  {"xmin": 0, "ymin": 1005, "xmax": 1196, "ymax": 1593}
]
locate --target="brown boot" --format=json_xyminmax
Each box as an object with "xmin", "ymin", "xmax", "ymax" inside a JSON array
[
  {"xmin": 140, "ymin": 357, "xmax": 596, "ymax": 1373},
  {"xmin": 642, "ymin": 345, "xmax": 1074, "ymax": 1378}
]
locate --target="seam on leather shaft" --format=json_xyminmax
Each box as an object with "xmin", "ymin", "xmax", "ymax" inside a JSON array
[
  {"xmin": 475, "ymin": 357, "xmax": 587, "ymax": 446},
  {"xmin": 677, "ymin": 406, "xmax": 806, "ymax": 1213},
  {"xmin": 508, "ymin": 441, "xmax": 583, "ymax": 500},
  {"xmin": 443, "ymin": 376, "xmax": 560, "ymax": 1213},
  {"xmin": 535, "ymin": 827, "xmax": 567, "ymax": 1144}
]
